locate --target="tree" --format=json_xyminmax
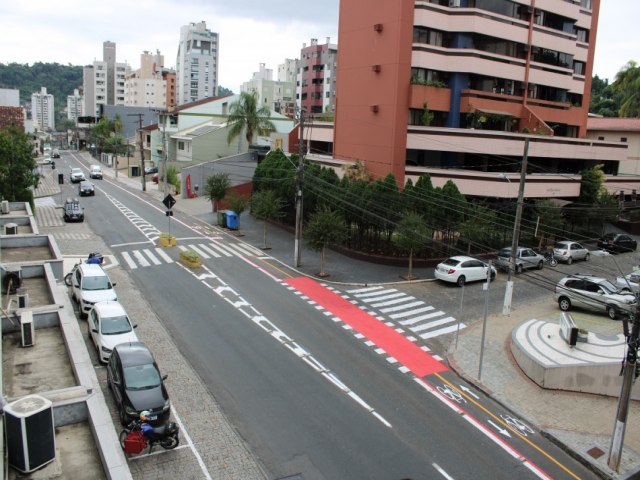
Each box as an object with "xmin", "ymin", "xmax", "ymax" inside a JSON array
[
  {"xmin": 421, "ymin": 102, "xmax": 435, "ymax": 126},
  {"xmin": 226, "ymin": 92, "xmax": 276, "ymax": 149},
  {"xmin": 251, "ymin": 189, "xmax": 286, "ymax": 249},
  {"xmin": 612, "ymin": 61, "xmax": 640, "ymax": 118},
  {"xmin": 394, "ymin": 211, "xmax": 429, "ymax": 280},
  {"xmin": 579, "ymin": 164, "xmax": 606, "ymax": 204},
  {"xmin": 0, "ymin": 126, "xmax": 37, "ymax": 202},
  {"xmin": 226, "ymin": 192, "xmax": 250, "ymax": 232},
  {"xmin": 304, "ymin": 206, "xmax": 347, "ymax": 277},
  {"xmin": 534, "ymin": 199, "xmax": 563, "ymax": 248},
  {"xmin": 203, "ymin": 172, "xmax": 231, "ymax": 215}
]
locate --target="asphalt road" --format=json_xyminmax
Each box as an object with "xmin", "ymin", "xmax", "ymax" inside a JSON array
[{"xmin": 52, "ymin": 153, "xmax": 600, "ymax": 479}]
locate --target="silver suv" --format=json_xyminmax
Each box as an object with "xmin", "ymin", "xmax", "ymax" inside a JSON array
[
  {"xmin": 496, "ymin": 247, "xmax": 544, "ymax": 273},
  {"xmin": 554, "ymin": 274, "xmax": 635, "ymax": 320}
]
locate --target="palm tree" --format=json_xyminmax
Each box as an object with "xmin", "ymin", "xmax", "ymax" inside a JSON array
[
  {"xmin": 226, "ymin": 92, "xmax": 276, "ymax": 149},
  {"xmin": 612, "ymin": 61, "xmax": 640, "ymax": 117}
]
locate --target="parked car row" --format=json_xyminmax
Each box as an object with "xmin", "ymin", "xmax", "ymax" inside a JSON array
[{"xmin": 66, "ymin": 261, "xmax": 171, "ymax": 426}]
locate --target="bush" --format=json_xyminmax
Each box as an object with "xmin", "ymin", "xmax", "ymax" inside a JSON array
[{"xmin": 179, "ymin": 249, "xmax": 199, "ymax": 263}]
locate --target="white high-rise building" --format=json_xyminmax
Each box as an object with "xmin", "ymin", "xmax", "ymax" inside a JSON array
[
  {"xmin": 31, "ymin": 87, "xmax": 55, "ymax": 131},
  {"xmin": 83, "ymin": 41, "xmax": 130, "ymax": 117},
  {"xmin": 176, "ymin": 21, "xmax": 219, "ymax": 105},
  {"xmin": 241, "ymin": 63, "xmax": 296, "ymax": 117},
  {"xmin": 66, "ymin": 88, "xmax": 83, "ymax": 122}
]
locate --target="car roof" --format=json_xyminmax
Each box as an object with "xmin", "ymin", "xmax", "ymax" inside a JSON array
[
  {"xmin": 93, "ymin": 301, "xmax": 127, "ymax": 317},
  {"xmin": 78, "ymin": 263, "xmax": 108, "ymax": 276},
  {"xmin": 114, "ymin": 342, "xmax": 155, "ymax": 367},
  {"xmin": 71, "ymin": 167, "xmax": 82, "ymax": 172},
  {"xmin": 90, "ymin": 165, "xmax": 101, "ymax": 169},
  {"xmin": 446, "ymin": 255, "xmax": 477, "ymax": 262}
]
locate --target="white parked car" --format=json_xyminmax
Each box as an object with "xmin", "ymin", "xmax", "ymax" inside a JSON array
[
  {"xmin": 435, "ymin": 255, "xmax": 496, "ymax": 287},
  {"xmin": 89, "ymin": 165, "xmax": 103, "ymax": 179},
  {"xmin": 88, "ymin": 301, "xmax": 138, "ymax": 363},
  {"xmin": 553, "ymin": 241, "xmax": 590, "ymax": 264},
  {"xmin": 70, "ymin": 167, "xmax": 85, "ymax": 183},
  {"xmin": 69, "ymin": 263, "xmax": 117, "ymax": 318}
]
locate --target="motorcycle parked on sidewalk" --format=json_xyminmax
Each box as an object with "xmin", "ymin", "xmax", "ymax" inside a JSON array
[
  {"xmin": 119, "ymin": 418, "xmax": 180, "ymax": 454},
  {"xmin": 543, "ymin": 250, "xmax": 558, "ymax": 267}
]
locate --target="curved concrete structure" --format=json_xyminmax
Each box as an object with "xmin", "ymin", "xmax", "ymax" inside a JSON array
[{"xmin": 511, "ymin": 318, "xmax": 640, "ymax": 399}]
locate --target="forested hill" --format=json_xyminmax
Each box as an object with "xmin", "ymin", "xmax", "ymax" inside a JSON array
[{"xmin": 0, "ymin": 62, "xmax": 83, "ymax": 106}]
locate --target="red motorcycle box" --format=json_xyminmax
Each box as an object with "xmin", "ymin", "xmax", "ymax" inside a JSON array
[{"xmin": 123, "ymin": 430, "xmax": 146, "ymax": 454}]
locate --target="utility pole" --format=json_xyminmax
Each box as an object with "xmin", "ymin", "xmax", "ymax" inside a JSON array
[
  {"xmin": 294, "ymin": 108, "xmax": 306, "ymax": 268},
  {"xmin": 128, "ymin": 113, "xmax": 146, "ymax": 191},
  {"xmin": 478, "ymin": 261, "xmax": 493, "ymax": 380},
  {"xmin": 502, "ymin": 138, "xmax": 529, "ymax": 315},
  {"xmin": 607, "ymin": 307, "xmax": 640, "ymax": 471}
]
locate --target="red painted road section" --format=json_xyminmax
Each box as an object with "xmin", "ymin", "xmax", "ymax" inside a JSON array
[{"xmin": 285, "ymin": 277, "xmax": 448, "ymax": 377}]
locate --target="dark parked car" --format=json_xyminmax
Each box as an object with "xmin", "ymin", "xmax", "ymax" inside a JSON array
[
  {"xmin": 597, "ymin": 233, "xmax": 637, "ymax": 253},
  {"xmin": 63, "ymin": 198, "xmax": 84, "ymax": 222},
  {"xmin": 78, "ymin": 181, "xmax": 95, "ymax": 196},
  {"xmin": 106, "ymin": 342, "xmax": 170, "ymax": 426}
]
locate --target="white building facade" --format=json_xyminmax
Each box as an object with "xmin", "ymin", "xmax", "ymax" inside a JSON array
[
  {"xmin": 124, "ymin": 51, "xmax": 167, "ymax": 108},
  {"xmin": 31, "ymin": 87, "xmax": 55, "ymax": 131},
  {"xmin": 241, "ymin": 63, "xmax": 296, "ymax": 118},
  {"xmin": 83, "ymin": 41, "xmax": 130, "ymax": 117},
  {"xmin": 176, "ymin": 22, "xmax": 219, "ymax": 106},
  {"xmin": 66, "ymin": 88, "xmax": 83, "ymax": 122}
]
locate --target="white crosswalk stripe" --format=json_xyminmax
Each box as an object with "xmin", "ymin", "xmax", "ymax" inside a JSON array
[
  {"xmin": 117, "ymin": 242, "xmax": 260, "ymax": 269},
  {"xmin": 345, "ymin": 287, "xmax": 464, "ymax": 342},
  {"xmin": 35, "ymin": 205, "xmax": 65, "ymax": 227}
]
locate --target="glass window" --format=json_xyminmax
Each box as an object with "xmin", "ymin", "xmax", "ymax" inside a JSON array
[
  {"xmin": 124, "ymin": 364, "xmax": 161, "ymax": 390},
  {"xmin": 101, "ymin": 315, "xmax": 132, "ymax": 335}
]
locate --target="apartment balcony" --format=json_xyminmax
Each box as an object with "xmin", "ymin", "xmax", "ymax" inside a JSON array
[{"xmin": 409, "ymin": 84, "xmax": 451, "ymax": 111}]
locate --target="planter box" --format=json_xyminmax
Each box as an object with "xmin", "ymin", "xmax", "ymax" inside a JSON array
[
  {"xmin": 179, "ymin": 250, "xmax": 201, "ymax": 268},
  {"xmin": 159, "ymin": 235, "xmax": 177, "ymax": 247}
]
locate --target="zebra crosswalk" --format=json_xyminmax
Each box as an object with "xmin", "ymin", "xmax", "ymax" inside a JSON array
[
  {"xmin": 343, "ymin": 286, "xmax": 465, "ymax": 342},
  {"xmin": 35, "ymin": 205, "xmax": 65, "ymax": 227},
  {"xmin": 118, "ymin": 241, "xmax": 266, "ymax": 269}
]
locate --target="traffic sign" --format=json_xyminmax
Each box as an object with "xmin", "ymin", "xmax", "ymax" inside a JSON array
[{"xmin": 163, "ymin": 194, "xmax": 176, "ymax": 210}]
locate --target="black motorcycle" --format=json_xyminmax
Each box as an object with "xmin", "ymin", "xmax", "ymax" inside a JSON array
[{"xmin": 119, "ymin": 419, "xmax": 180, "ymax": 453}]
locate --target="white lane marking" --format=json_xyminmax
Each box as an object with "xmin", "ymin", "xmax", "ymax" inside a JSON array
[
  {"xmin": 388, "ymin": 305, "xmax": 433, "ymax": 318},
  {"xmin": 433, "ymin": 463, "xmax": 455, "ymax": 480},
  {"xmin": 143, "ymin": 249, "xmax": 162, "ymax": 265},
  {"xmin": 198, "ymin": 244, "xmax": 222, "ymax": 258},
  {"xmin": 131, "ymin": 251, "xmax": 150, "ymax": 267},
  {"xmin": 418, "ymin": 323, "xmax": 464, "ymax": 339},
  {"xmin": 370, "ymin": 296, "xmax": 414, "ymax": 308},
  {"xmin": 207, "ymin": 242, "xmax": 233, "ymax": 257},
  {"xmin": 188, "ymin": 244, "xmax": 210, "ymax": 259},
  {"xmin": 346, "ymin": 286, "xmax": 385, "ymax": 294},
  {"xmin": 121, "ymin": 252, "xmax": 137, "ymax": 269},
  {"xmin": 410, "ymin": 316, "xmax": 456, "ymax": 333},
  {"xmin": 355, "ymin": 289, "xmax": 398, "ymax": 298},
  {"xmin": 170, "ymin": 408, "xmax": 212, "ymax": 479},
  {"xmin": 154, "ymin": 248, "xmax": 173, "ymax": 263},
  {"xmin": 380, "ymin": 301, "xmax": 425, "ymax": 313},
  {"xmin": 226, "ymin": 243, "xmax": 255, "ymax": 256},
  {"xmin": 399, "ymin": 310, "xmax": 445, "ymax": 326}
]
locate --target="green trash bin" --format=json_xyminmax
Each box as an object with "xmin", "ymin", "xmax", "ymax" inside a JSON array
[{"xmin": 217, "ymin": 209, "xmax": 228, "ymax": 227}]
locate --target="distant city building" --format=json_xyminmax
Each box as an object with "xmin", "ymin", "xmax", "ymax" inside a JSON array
[
  {"xmin": 31, "ymin": 87, "xmax": 55, "ymax": 131},
  {"xmin": 296, "ymin": 37, "xmax": 337, "ymax": 116},
  {"xmin": 124, "ymin": 50, "xmax": 169, "ymax": 108},
  {"xmin": 176, "ymin": 21, "xmax": 219, "ymax": 106},
  {"xmin": 0, "ymin": 88, "xmax": 20, "ymax": 107},
  {"xmin": 83, "ymin": 41, "xmax": 130, "ymax": 117},
  {"xmin": 587, "ymin": 117, "xmax": 640, "ymax": 176},
  {"xmin": 66, "ymin": 88, "xmax": 84, "ymax": 123},
  {"xmin": 241, "ymin": 63, "xmax": 296, "ymax": 117}
]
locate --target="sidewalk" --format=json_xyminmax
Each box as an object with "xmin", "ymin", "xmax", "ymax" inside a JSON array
[{"xmin": 67, "ymin": 153, "xmax": 640, "ymax": 479}]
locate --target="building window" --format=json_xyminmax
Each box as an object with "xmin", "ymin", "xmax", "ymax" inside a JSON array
[
  {"xmin": 574, "ymin": 27, "xmax": 588, "ymax": 43},
  {"xmin": 573, "ymin": 61, "xmax": 586, "ymax": 75},
  {"xmin": 598, "ymin": 136, "xmax": 605, "ymax": 140},
  {"xmin": 621, "ymin": 137, "xmax": 628, "ymax": 142},
  {"xmin": 178, "ymin": 141, "xmax": 185, "ymax": 150}
]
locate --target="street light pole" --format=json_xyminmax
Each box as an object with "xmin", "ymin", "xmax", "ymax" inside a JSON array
[
  {"xmin": 294, "ymin": 108, "xmax": 306, "ymax": 268},
  {"xmin": 502, "ymin": 138, "xmax": 529, "ymax": 316}
]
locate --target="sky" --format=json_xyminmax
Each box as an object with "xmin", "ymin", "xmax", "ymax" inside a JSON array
[{"xmin": 0, "ymin": 0, "xmax": 636, "ymax": 92}]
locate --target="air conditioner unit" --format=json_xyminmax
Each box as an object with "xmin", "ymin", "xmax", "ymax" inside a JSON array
[
  {"xmin": 1, "ymin": 200, "xmax": 9, "ymax": 214},
  {"xmin": 5, "ymin": 222, "xmax": 18, "ymax": 235},
  {"xmin": 449, "ymin": 0, "xmax": 461, "ymax": 7},
  {"xmin": 20, "ymin": 310, "xmax": 34, "ymax": 347},
  {"xmin": 5, "ymin": 394, "xmax": 56, "ymax": 473},
  {"xmin": 17, "ymin": 287, "xmax": 29, "ymax": 309}
]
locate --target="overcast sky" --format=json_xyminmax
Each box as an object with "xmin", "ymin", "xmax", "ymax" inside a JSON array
[{"xmin": 0, "ymin": 0, "xmax": 635, "ymax": 93}]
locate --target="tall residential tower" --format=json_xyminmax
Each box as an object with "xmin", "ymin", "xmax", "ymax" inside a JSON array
[{"xmin": 176, "ymin": 22, "xmax": 219, "ymax": 106}]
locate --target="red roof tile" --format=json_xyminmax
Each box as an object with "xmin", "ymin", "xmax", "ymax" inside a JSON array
[{"xmin": 587, "ymin": 117, "xmax": 640, "ymax": 131}]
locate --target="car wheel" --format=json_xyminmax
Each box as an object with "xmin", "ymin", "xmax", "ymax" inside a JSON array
[
  {"xmin": 585, "ymin": 253, "xmax": 590, "ymax": 261},
  {"xmin": 621, "ymin": 288, "xmax": 631, "ymax": 294},
  {"xmin": 558, "ymin": 297, "xmax": 571, "ymax": 311},
  {"xmin": 490, "ymin": 271, "xmax": 496, "ymax": 281},
  {"xmin": 119, "ymin": 407, "xmax": 128, "ymax": 426},
  {"xmin": 567, "ymin": 256, "xmax": 573, "ymax": 265},
  {"xmin": 607, "ymin": 305, "xmax": 617, "ymax": 320},
  {"xmin": 456, "ymin": 276, "xmax": 466, "ymax": 287},
  {"xmin": 537, "ymin": 261, "xmax": 543, "ymax": 270},
  {"xmin": 516, "ymin": 264, "xmax": 523, "ymax": 274}
]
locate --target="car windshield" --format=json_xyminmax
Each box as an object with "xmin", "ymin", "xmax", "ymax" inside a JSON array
[
  {"xmin": 101, "ymin": 315, "xmax": 132, "ymax": 335},
  {"xmin": 82, "ymin": 275, "xmax": 110, "ymax": 291},
  {"xmin": 498, "ymin": 248, "xmax": 511, "ymax": 257},
  {"xmin": 555, "ymin": 242, "xmax": 569, "ymax": 249},
  {"xmin": 72, "ymin": 169, "xmax": 81, "ymax": 174},
  {"xmin": 441, "ymin": 258, "xmax": 460, "ymax": 267},
  {"xmin": 124, "ymin": 364, "xmax": 161, "ymax": 390},
  {"xmin": 599, "ymin": 280, "xmax": 619, "ymax": 294}
]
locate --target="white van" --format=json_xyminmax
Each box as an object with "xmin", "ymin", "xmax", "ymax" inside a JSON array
[{"xmin": 89, "ymin": 165, "xmax": 103, "ymax": 179}]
